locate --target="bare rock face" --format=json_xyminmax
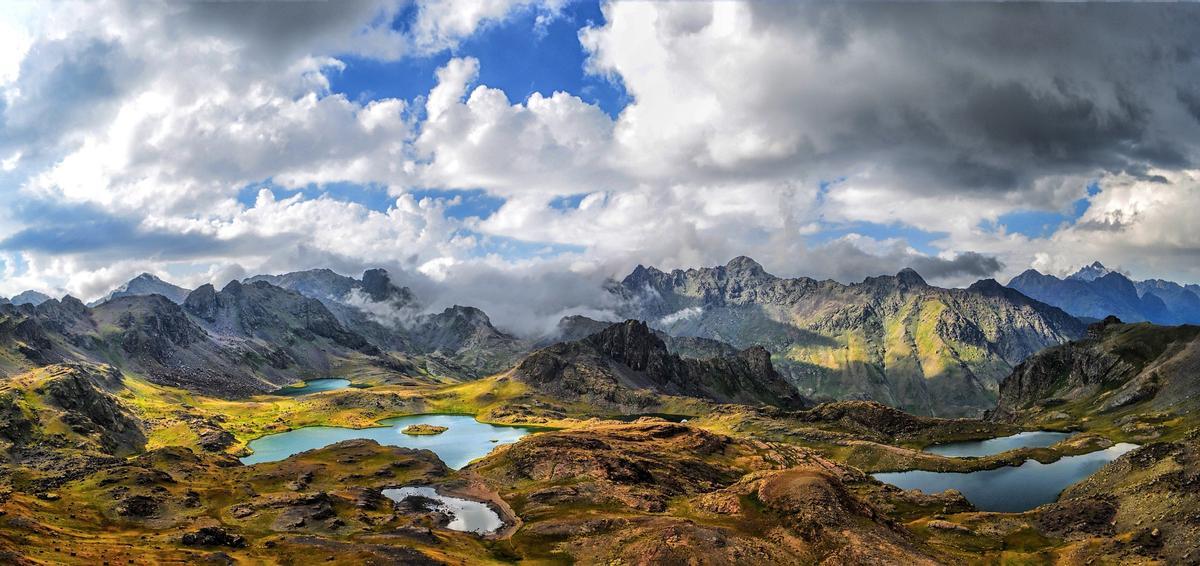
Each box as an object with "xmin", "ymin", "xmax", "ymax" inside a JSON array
[
  {"xmin": 361, "ymin": 268, "xmax": 406, "ymax": 303},
  {"xmin": 1036, "ymin": 495, "xmax": 1118, "ymax": 538},
  {"xmin": 106, "ymin": 295, "xmax": 208, "ymax": 364},
  {"xmin": 183, "ymin": 284, "xmax": 219, "ymax": 322},
  {"xmin": 42, "ymin": 364, "xmax": 147, "ymax": 454}
]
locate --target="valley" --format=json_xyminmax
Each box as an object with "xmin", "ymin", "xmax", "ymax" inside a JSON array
[{"xmin": 1, "ymin": 262, "xmax": 1198, "ymax": 564}]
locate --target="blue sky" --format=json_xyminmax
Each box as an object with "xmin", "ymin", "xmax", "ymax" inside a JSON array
[
  {"xmin": 983, "ymin": 182, "xmax": 1102, "ymax": 239},
  {"xmin": 222, "ymin": 1, "xmax": 627, "ymax": 260},
  {"xmin": 330, "ymin": 1, "xmax": 627, "ymax": 118},
  {"xmin": 5, "ymin": 0, "xmax": 1200, "ymax": 306}
]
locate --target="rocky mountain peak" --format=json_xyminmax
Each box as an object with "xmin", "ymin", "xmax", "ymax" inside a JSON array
[
  {"xmin": 585, "ymin": 319, "xmax": 666, "ymax": 371},
  {"xmin": 621, "ymin": 264, "xmax": 663, "ymax": 288},
  {"xmin": 1069, "ymin": 261, "xmax": 1116, "ymax": 282},
  {"xmin": 360, "ymin": 268, "xmax": 414, "ymax": 305},
  {"xmin": 445, "ymin": 304, "xmax": 490, "ymax": 323},
  {"xmin": 895, "ymin": 267, "xmax": 928, "ymax": 287},
  {"xmin": 966, "ymin": 278, "xmax": 1005, "ymax": 294},
  {"xmin": 90, "ymin": 272, "xmax": 190, "ymax": 306},
  {"xmin": 361, "ymin": 268, "xmax": 393, "ymax": 301},
  {"xmin": 724, "ymin": 256, "xmax": 768, "ymax": 277},
  {"xmin": 60, "ymin": 295, "xmax": 87, "ymax": 312},
  {"xmin": 220, "ymin": 279, "xmax": 244, "ymax": 295},
  {"xmin": 11, "ymin": 290, "xmax": 52, "ymax": 306},
  {"xmin": 183, "ymin": 284, "xmax": 219, "ymax": 322}
]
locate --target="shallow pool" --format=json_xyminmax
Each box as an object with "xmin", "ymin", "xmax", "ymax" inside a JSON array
[
  {"xmin": 271, "ymin": 378, "xmax": 351, "ymax": 396},
  {"xmin": 240, "ymin": 414, "xmax": 534, "ymax": 468},
  {"xmin": 874, "ymin": 442, "xmax": 1138, "ymax": 512},
  {"xmin": 382, "ymin": 486, "xmax": 503, "ymax": 535}
]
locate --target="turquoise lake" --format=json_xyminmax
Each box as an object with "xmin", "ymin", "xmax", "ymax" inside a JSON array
[
  {"xmin": 874, "ymin": 442, "xmax": 1139, "ymax": 512},
  {"xmin": 271, "ymin": 378, "xmax": 351, "ymax": 396},
  {"xmin": 240, "ymin": 414, "xmax": 534, "ymax": 468},
  {"xmin": 924, "ymin": 431, "xmax": 1072, "ymax": 457}
]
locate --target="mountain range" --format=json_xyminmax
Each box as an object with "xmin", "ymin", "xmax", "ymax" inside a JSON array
[
  {"xmin": 1008, "ymin": 261, "xmax": 1200, "ymax": 325},
  {"xmin": 5, "ymin": 258, "xmax": 1200, "ymax": 564},
  {"xmin": 614, "ymin": 256, "xmax": 1083, "ymax": 416},
  {"xmin": 10, "ymin": 257, "xmax": 1197, "ymax": 417}
]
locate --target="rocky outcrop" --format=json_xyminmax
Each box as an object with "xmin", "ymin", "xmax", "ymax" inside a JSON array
[
  {"xmin": 512, "ymin": 320, "xmax": 809, "ymax": 410},
  {"xmin": 42, "ymin": 365, "xmax": 146, "ymax": 453},
  {"xmin": 181, "ymin": 527, "xmax": 246, "ymax": 548},
  {"xmin": 0, "ymin": 364, "xmax": 145, "ymax": 456},
  {"xmin": 182, "ymin": 283, "xmax": 219, "ymax": 322}
]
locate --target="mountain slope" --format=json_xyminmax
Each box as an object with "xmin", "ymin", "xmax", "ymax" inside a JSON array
[
  {"xmin": 89, "ymin": 273, "xmax": 191, "ymax": 306},
  {"xmin": 0, "ymin": 281, "xmax": 419, "ymax": 397},
  {"xmin": 246, "ymin": 268, "xmax": 417, "ymax": 350},
  {"xmin": 245, "ymin": 268, "xmax": 525, "ymax": 376},
  {"xmin": 990, "ymin": 316, "xmax": 1200, "ymax": 422},
  {"xmin": 510, "ymin": 319, "xmax": 809, "ymax": 410},
  {"xmin": 615, "ymin": 257, "xmax": 1082, "ymax": 416}
]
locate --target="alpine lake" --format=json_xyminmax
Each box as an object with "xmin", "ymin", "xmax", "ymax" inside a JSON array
[{"xmin": 874, "ymin": 432, "xmax": 1138, "ymax": 512}]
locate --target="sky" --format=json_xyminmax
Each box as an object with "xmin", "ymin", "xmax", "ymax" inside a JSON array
[{"xmin": 2, "ymin": 1, "xmax": 1200, "ymax": 334}]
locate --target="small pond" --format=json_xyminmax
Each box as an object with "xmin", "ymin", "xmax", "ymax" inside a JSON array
[
  {"xmin": 240, "ymin": 414, "xmax": 534, "ymax": 468},
  {"xmin": 924, "ymin": 431, "xmax": 1072, "ymax": 458},
  {"xmin": 271, "ymin": 378, "xmax": 351, "ymax": 396},
  {"xmin": 608, "ymin": 413, "xmax": 692, "ymax": 423},
  {"xmin": 874, "ymin": 442, "xmax": 1139, "ymax": 512},
  {"xmin": 382, "ymin": 486, "xmax": 503, "ymax": 535}
]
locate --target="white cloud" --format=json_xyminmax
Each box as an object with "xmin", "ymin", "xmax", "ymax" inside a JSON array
[
  {"xmin": 659, "ymin": 306, "xmax": 703, "ymax": 326},
  {"xmin": 4, "ymin": 0, "xmax": 1200, "ymax": 330}
]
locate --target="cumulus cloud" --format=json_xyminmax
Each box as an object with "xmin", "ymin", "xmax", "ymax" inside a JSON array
[{"xmin": 3, "ymin": 1, "xmax": 1200, "ymax": 330}]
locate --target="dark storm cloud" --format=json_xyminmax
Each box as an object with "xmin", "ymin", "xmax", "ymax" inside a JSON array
[
  {"xmin": 742, "ymin": 3, "xmax": 1200, "ymax": 198},
  {"xmin": 162, "ymin": 0, "xmax": 406, "ymax": 63},
  {"xmin": 909, "ymin": 252, "xmax": 1004, "ymax": 281},
  {"xmin": 761, "ymin": 240, "xmax": 1003, "ymax": 288}
]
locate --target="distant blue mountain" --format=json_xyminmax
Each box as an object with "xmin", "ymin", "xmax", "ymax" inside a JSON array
[
  {"xmin": 10, "ymin": 290, "xmax": 52, "ymax": 306},
  {"xmin": 1008, "ymin": 262, "xmax": 1200, "ymax": 324}
]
